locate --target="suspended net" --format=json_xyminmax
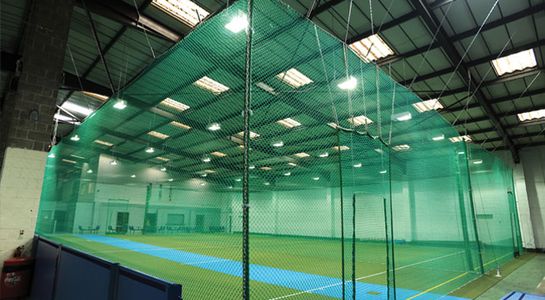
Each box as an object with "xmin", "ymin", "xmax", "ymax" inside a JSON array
[{"xmin": 36, "ymin": 0, "xmax": 521, "ymax": 299}]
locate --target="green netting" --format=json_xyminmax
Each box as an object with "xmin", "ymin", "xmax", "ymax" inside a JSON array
[{"xmin": 36, "ymin": 0, "xmax": 522, "ymax": 299}]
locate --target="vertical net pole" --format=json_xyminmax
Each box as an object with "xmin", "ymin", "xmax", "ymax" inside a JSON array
[
  {"xmin": 388, "ymin": 152, "xmax": 397, "ymax": 299},
  {"xmin": 242, "ymin": 0, "xmax": 254, "ymax": 298},
  {"xmin": 352, "ymin": 192, "xmax": 356, "ymax": 299},
  {"xmin": 336, "ymin": 129, "xmax": 346, "ymax": 299},
  {"xmin": 509, "ymin": 171, "xmax": 523, "ymax": 254},
  {"xmin": 144, "ymin": 183, "xmax": 152, "ymax": 234},
  {"xmin": 464, "ymin": 142, "xmax": 485, "ymax": 274},
  {"xmin": 455, "ymin": 152, "xmax": 475, "ymax": 271}
]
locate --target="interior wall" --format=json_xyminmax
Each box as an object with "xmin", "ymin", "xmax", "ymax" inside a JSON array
[{"xmin": 519, "ymin": 146, "xmax": 545, "ymax": 250}]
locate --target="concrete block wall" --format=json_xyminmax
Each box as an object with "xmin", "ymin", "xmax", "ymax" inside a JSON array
[{"xmin": 0, "ymin": 147, "xmax": 47, "ymax": 265}]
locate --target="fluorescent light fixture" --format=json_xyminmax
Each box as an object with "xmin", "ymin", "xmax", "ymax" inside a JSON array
[
  {"xmin": 94, "ymin": 139, "xmax": 113, "ymax": 147},
  {"xmin": 200, "ymin": 182, "xmax": 206, "ymax": 186},
  {"xmin": 249, "ymin": 165, "xmax": 255, "ymax": 170},
  {"xmin": 70, "ymin": 154, "xmax": 85, "ymax": 159},
  {"xmin": 374, "ymin": 148, "xmax": 384, "ymax": 154},
  {"xmin": 207, "ymin": 122, "xmax": 221, "ymax": 131},
  {"xmin": 168, "ymin": 178, "xmax": 174, "ymax": 182},
  {"xmin": 353, "ymin": 163, "xmax": 362, "ymax": 168},
  {"xmin": 82, "ymin": 91, "xmax": 109, "ymax": 102},
  {"xmin": 491, "ymin": 49, "xmax": 537, "ymax": 76},
  {"xmin": 86, "ymin": 169, "xmax": 93, "ymax": 174},
  {"xmin": 201, "ymin": 173, "xmax": 208, "ymax": 177},
  {"xmin": 235, "ymin": 178, "xmax": 242, "ymax": 182},
  {"xmin": 236, "ymin": 131, "xmax": 260, "ymax": 139},
  {"xmin": 70, "ymin": 135, "xmax": 80, "ymax": 142},
  {"xmin": 202, "ymin": 156, "xmax": 211, "ymax": 163},
  {"xmin": 260, "ymin": 166, "xmax": 272, "ymax": 171},
  {"xmin": 379, "ymin": 170, "xmax": 387, "ymax": 174},
  {"xmin": 148, "ymin": 131, "xmax": 170, "ymax": 140},
  {"xmin": 457, "ymin": 151, "xmax": 465, "ymax": 155},
  {"xmin": 393, "ymin": 112, "xmax": 412, "ymax": 122},
  {"xmin": 277, "ymin": 118, "xmax": 301, "ymax": 128},
  {"xmin": 131, "ymin": 174, "xmax": 136, "ymax": 178},
  {"xmin": 62, "ymin": 102, "xmax": 93, "ymax": 116},
  {"xmin": 332, "ymin": 146, "xmax": 350, "ymax": 151},
  {"xmin": 338, "ymin": 76, "xmax": 357, "ymax": 90},
  {"xmin": 263, "ymin": 182, "xmax": 270, "ymax": 186},
  {"xmin": 276, "ymin": 68, "xmax": 313, "ymax": 88},
  {"xmin": 473, "ymin": 159, "xmax": 483, "ymax": 165},
  {"xmin": 256, "ymin": 82, "xmax": 277, "ymax": 95},
  {"xmin": 432, "ymin": 134, "xmax": 445, "ymax": 141},
  {"xmin": 170, "ymin": 121, "xmax": 191, "ymax": 130},
  {"xmin": 449, "ymin": 135, "xmax": 472, "ymax": 143},
  {"xmin": 194, "ymin": 76, "xmax": 229, "ymax": 94},
  {"xmin": 319, "ymin": 152, "xmax": 329, "ymax": 158},
  {"xmin": 272, "ymin": 141, "xmax": 284, "ymax": 147},
  {"xmin": 412, "ymin": 99, "xmax": 444, "ymax": 113},
  {"xmin": 160, "ymin": 98, "xmax": 190, "ymax": 112},
  {"xmin": 348, "ymin": 115, "xmax": 374, "ymax": 126},
  {"xmin": 110, "ymin": 160, "xmax": 118, "ymax": 166},
  {"xmin": 392, "ymin": 144, "xmax": 410, "ymax": 152},
  {"xmin": 284, "ymin": 172, "xmax": 291, "ymax": 176},
  {"xmin": 151, "ymin": 0, "xmax": 209, "ymax": 28},
  {"xmin": 62, "ymin": 159, "xmax": 76, "ymax": 164},
  {"xmin": 517, "ymin": 108, "xmax": 545, "ymax": 122},
  {"xmin": 288, "ymin": 162, "xmax": 297, "ymax": 166},
  {"xmin": 160, "ymin": 167, "xmax": 167, "ymax": 172},
  {"xmin": 312, "ymin": 177, "xmax": 320, "ymax": 181},
  {"xmin": 349, "ymin": 34, "xmax": 394, "ymax": 62},
  {"xmin": 113, "ymin": 99, "xmax": 127, "ymax": 110},
  {"xmin": 156, "ymin": 156, "xmax": 170, "ymax": 162},
  {"xmin": 225, "ymin": 13, "xmax": 248, "ymax": 33},
  {"xmin": 211, "ymin": 151, "xmax": 227, "ymax": 157},
  {"xmin": 48, "ymin": 153, "xmax": 56, "ymax": 158},
  {"xmin": 145, "ymin": 147, "xmax": 155, "ymax": 153},
  {"xmin": 228, "ymin": 186, "xmax": 233, "ymax": 189},
  {"xmin": 294, "ymin": 152, "xmax": 310, "ymax": 158}
]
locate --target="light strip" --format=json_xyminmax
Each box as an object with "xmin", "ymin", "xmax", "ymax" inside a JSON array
[
  {"xmin": 211, "ymin": 151, "xmax": 227, "ymax": 157},
  {"xmin": 277, "ymin": 118, "xmax": 301, "ymax": 128},
  {"xmin": 170, "ymin": 121, "xmax": 191, "ymax": 129},
  {"xmin": 194, "ymin": 76, "xmax": 230, "ymax": 94},
  {"xmin": 276, "ymin": 68, "xmax": 313, "ymax": 88},
  {"xmin": 94, "ymin": 139, "xmax": 113, "ymax": 147},
  {"xmin": 159, "ymin": 98, "xmax": 190, "ymax": 112},
  {"xmin": 148, "ymin": 131, "xmax": 170, "ymax": 139}
]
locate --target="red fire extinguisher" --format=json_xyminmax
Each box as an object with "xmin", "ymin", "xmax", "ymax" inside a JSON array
[{"xmin": 0, "ymin": 246, "xmax": 34, "ymax": 300}]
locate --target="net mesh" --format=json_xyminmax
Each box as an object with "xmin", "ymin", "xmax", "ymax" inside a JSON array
[{"xmin": 36, "ymin": 0, "xmax": 521, "ymax": 299}]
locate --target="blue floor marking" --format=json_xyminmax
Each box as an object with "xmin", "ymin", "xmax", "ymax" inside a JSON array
[
  {"xmin": 79, "ymin": 235, "xmax": 468, "ymax": 299},
  {"xmin": 502, "ymin": 292, "xmax": 545, "ymax": 300}
]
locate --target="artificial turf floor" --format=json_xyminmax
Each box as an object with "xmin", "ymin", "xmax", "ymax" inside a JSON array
[{"xmin": 46, "ymin": 233, "xmax": 515, "ymax": 299}]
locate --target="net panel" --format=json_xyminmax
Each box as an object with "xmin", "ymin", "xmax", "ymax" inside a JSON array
[{"xmin": 36, "ymin": 0, "xmax": 520, "ymax": 299}]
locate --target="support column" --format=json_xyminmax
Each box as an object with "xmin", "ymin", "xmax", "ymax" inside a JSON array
[{"xmin": 0, "ymin": 0, "xmax": 73, "ymax": 264}]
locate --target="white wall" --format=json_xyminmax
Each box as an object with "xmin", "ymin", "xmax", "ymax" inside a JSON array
[
  {"xmin": 519, "ymin": 146, "xmax": 545, "ymax": 249},
  {"xmin": 0, "ymin": 148, "xmax": 47, "ymax": 265}
]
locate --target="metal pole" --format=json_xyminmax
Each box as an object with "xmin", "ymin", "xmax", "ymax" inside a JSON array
[{"xmin": 336, "ymin": 129, "xmax": 346, "ymax": 299}]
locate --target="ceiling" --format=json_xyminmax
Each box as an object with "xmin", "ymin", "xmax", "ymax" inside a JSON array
[{"xmin": 1, "ymin": 0, "xmax": 545, "ymax": 163}]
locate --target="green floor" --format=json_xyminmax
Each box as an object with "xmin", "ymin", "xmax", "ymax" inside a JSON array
[{"xmin": 47, "ymin": 234, "xmax": 517, "ymax": 299}]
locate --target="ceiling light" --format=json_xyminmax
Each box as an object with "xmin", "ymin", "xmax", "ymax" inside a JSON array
[
  {"xmin": 70, "ymin": 135, "xmax": 80, "ymax": 142},
  {"xmin": 195, "ymin": 76, "xmax": 230, "ymax": 94},
  {"xmin": 249, "ymin": 165, "xmax": 255, "ymax": 170},
  {"xmin": 413, "ymin": 99, "xmax": 443, "ymax": 113},
  {"xmin": 82, "ymin": 91, "xmax": 109, "ymax": 102},
  {"xmin": 432, "ymin": 134, "xmax": 445, "ymax": 141},
  {"xmin": 319, "ymin": 152, "xmax": 329, "ymax": 158},
  {"xmin": 201, "ymin": 173, "xmax": 207, "ymax": 177},
  {"xmin": 211, "ymin": 151, "xmax": 226, "ymax": 157},
  {"xmin": 393, "ymin": 112, "xmax": 412, "ymax": 122},
  {"xmin": 473, "ymin": 160, "xmax": 483, "ymax": 165},
  {"xmin": 338, "ymin": 76, "xmax": 357, "ymax": 90},
  {"xmin": 235, "ymin": 178, "xmax": 242, "ymax": 182},
  {"xmin": 200, "ymin": 182, "xmax": 206, "ymax": 186},
  {"xmin": 148, "ymin": 131, "xmax": 170, "ymax": 140},
  {"xmin": 272, "ymin": 141, "xmax": 284, "ymax": 147},
  {"xmin": 62, "ymin": 159, "xmax": 76, "ymax": 164},
  {"xmin": 145, "ymin": 147, "xmax": 155, "ymax": 153},
  {"xmin": 203, "ymin": 169, "xmax": 215, "ymax": 174},
  {"xmin": 160, "ymin": 167, "xmax": 167, "ymax": 172},
  {"xmin": 151, "ymin": 0, "xmax": 209, "ymax": 28},
  {"xmin": 353, "ymin": 163, "xmax": 362, "ymax": 168},
  {"xmin": 457, "ymin": 151, "xmax": 465, "ymax": 155},
  {"xmin": 332, "ymin": 146, "xmax": 350, "ymax": 151},
  {"xmin": 170, "ymin": 121, "xmax": 191, "ymax": 130},
  {"xmin": 349, "ymin": 34, "xmax": 394, "ymax": 62},
  {"xmin": 374, "ymin": 148, "xmax": 384, "ymax": 154},
  {"xmin": 284, "ymin": 172, "xmax": 291, "ymax": 176},
  {"xmin": 131, "ymin": 174, "xmax": 136, "ymax": 178},
  {"xmin": 449, "ymin": 135, "xmax": 472, "ymax": 143},
  {"xmin": 113, "ymin": 99, "xmax": 127, "ymax": 110},
  {"xmin": 110, "ymin": 160, "xmax": 118, "ymax": 166},
  {"xmin": 256, "ymin": 82, "xmax": 277, "ymax": 95},
  {"xmin": 168, "ymin": 178, "xmax": 174, "ymax": 182},
  {"xmin": 159, "ymin": 98, "xmax": 190, "ymax": 112},
  {"xmin": 517, "ymin": 108, "xmax": 545, "ymax": 122},
  {"xmin": 348, "ymin": 115, "xmax": 373, "ymax": 126},
  {"xmin": 156, "ymin": 156, "xmax": 170, "ymax": 162},
  {"xmin": 87, "ymin": 169, "xmax": 93, "ymax": 174},
  {"xmin": 294, "ymin": 152, "xmax": 310, "ymax": 158},
  {"xmin": 276, "ymin": 68, "xmax": 313, "ymax": 88},
  {"xmin": 225, "ymin": 13, "xmax": 248, "ymax": 33},
  {"xmin": 94, "ymin": 139, "xmax": 113, "ymax": 147},
  {"xmin": 48, "ymin": 153, "xmax": 55, "ymax": 158},
  {"xmin": 202, "ymin": 156, "xmax": 211, "ymax": 163},
  {"xmin": 207, "ymin": 122, "xmax": 221, "ymax": 131},
  {"xmin": 379, "ymin": 170, "xmax": 387, "ymax": 174},
  {"xmin": 263, "ymin": 182, "xmax": 270, "ymax": 186},
  {"xmin": 260, "ymin": 166, "xmax": 272, "ymax": 171},
  {"xmin": 70, "ymin": 154, "xmax": 85, "ymax": 159},
  {"xmin": 491, "ymin": 49, "xmax": 537, "ymax": 76},
  {"xmin": 236, "ymin": 131, "xmax": 260, "ymax": 139},
  {"xmin": 62, "ymin": 101, "xmax": 94, "ymax": 116},
  {"xmin": 392, "ymin": 144, "xmax": 410, "ymax": 152},
  {"xmin": 277, "ymin": 118, "xmax": 301, "ymax": 128},
  {"xmin": 312, "ymin": 177, "xmax": 320, "ymax": 181},
  {"xmin": 288, "ymin": 162, "xmax": 297, "ymax": 166},
  {"xmin": 228, "ymin": 186, "xmax": 233, "ymax": 189}
]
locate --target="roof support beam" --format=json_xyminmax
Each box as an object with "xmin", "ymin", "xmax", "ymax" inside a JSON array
[
  {"xmin": 347, "ymin": 11, "xmax": 419, "ymax": 44},
  {"xmin": 409, "ymin": 0, "xmax": 519, "ymax": 162}
]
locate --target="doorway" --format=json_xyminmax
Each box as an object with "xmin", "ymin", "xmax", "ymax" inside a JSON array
[{"xmin": 116, "ymin": 212, "xmax": 129, "ymax": 234}]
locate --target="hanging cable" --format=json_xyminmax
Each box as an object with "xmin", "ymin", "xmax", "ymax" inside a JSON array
[{"xmin": 132, "ymin": 0, "xmax": 156, "ymax": 59}]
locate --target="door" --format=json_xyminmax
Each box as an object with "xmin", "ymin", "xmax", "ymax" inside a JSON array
[
  {"xmin": 195, "ymin": 214, "xmax": 205, "ymax": 232},
  {"xmin": 145, "ymin": 213, "xmax": 157, "ymax": 233},
  {"xmin": 116, "ymin": 212, "xmax": 129, "ymax": 234}
]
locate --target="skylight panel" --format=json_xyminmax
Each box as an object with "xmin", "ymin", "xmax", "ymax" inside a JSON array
[
  {"xmin": 236, "ymin": 131, "xmax": 260, "ymax": 139},
  {"xmin": 392, "ymin": 144, "xmax": 410, "ymax": 152},
  {"xmin": 61, "ymin": 101, "xmax": 93, "ymax": 116},
  {"xmin": 349, "ymin": 34, "xmax": 394, "ymax": 62},
  {"xmin": 170, "ymin": 121, "xmax": 191, "ymax": 130},
  {"xmin": 332, "ymin": 145, "xmax": 350, "ymax": 151},
  {"xmin": 412, "ymin": 99, "xmax": 444, "ymax": 113},
  {"xmin": 294, "ymin": 152, "xmax": 310, "ymax": 158},
  {"xmin": 151, "ymin": 0, "xmax": 209, "ymax": 28},
  {"xmin": 517, "ymin": 108, "xmax": 545, "ymax": 122},
  {"xmin": 276, "ymin": 68, "xmax": 313, "ymax": 88},
  {"xmin": 194, "ymin": 76, "xmax": 230, "ymax": 94},
  {"xmin": 449, "ymin": 135, "xmax": 472, "ymax": 143},
  {"xmin": 148, "ymin": 131, "xmax": 170, "ymax": 139},
  {"xmin": 156, "ymin": 156, "xmax": 170, "ymax": 162},
  {"xmin": 211, "ymin": 151, "xmax": 227, "ymax": 157},
  {"xmin": 491, "ymin": 49, "xmax": 537, "ymax": 76},
  {"xmin": 277, "ymin": 118, "xmax": 301, "ymax": 128},
  {"xmin": 348, "ymin": 115, "xmax": 374, "ymax": 126},
  {"xmin": 94, "ymin": 139, "xmax": 113, "ymax": 147},
  {"xmin": 260, "ymin": 166, "xmax": 272, "ymax": 171},
  {"xmin": 160, "ymin": 98, "xmax": 190, "ymax": 112}
]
